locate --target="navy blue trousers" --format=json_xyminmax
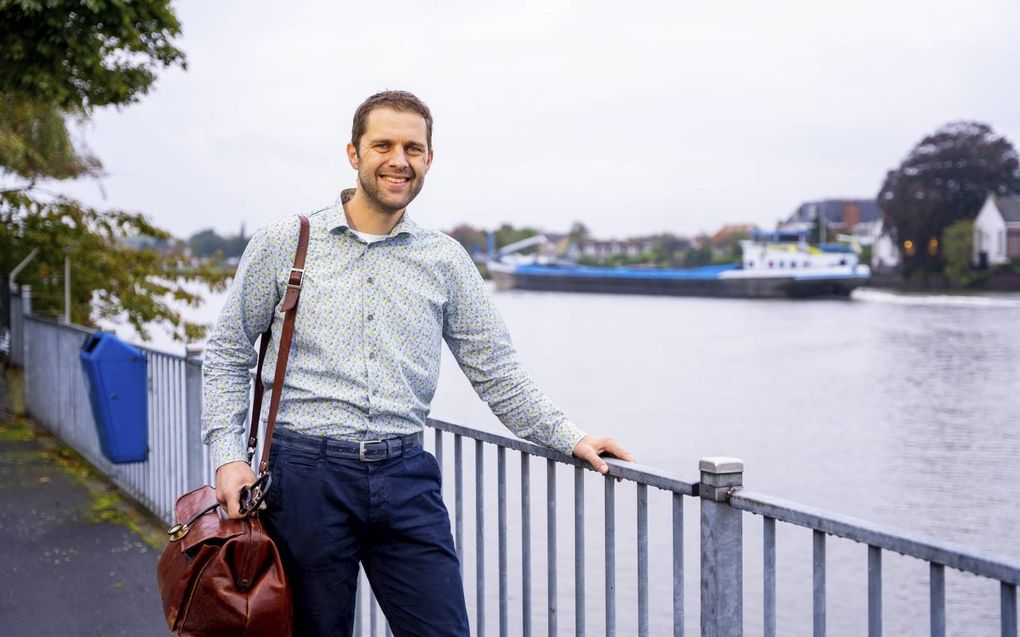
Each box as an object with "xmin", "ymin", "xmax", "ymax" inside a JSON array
[{"xmin": 262, "ymin": 430, "xmax": 470, "ymax": 636}]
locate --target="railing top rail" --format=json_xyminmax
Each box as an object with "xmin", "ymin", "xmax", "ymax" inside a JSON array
[
  {"xmin": 25, "ymin": 314, "xmax": 188, "ymax": 362},
  {"xmin": 25, "ymin": 314, "xmax": 93, "ymax": 336},
  {"xmin": 426, "ymin": 417, "xmax": 698, "ymax": 495},
  {"xmin": 731, "ymin": 489, "xmax": 1020, "ymax": 585}
]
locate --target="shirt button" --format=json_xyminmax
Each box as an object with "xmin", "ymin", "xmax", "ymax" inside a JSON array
[
  {"xmin": 372, "ymin": 390, "xmax": 379, "ymax": 396},
  {"xmin": 368, "ymin": 352, "xmax": 376, "ymax": 360},
  {"xmin": 366, "ymin": 276, "xmax": 374, "ymax": 284},
  {"xmin": 366, "ymin": 314, "xmax": 374, "ymax": 322}
]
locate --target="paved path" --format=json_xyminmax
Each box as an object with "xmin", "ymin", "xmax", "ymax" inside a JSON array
[{"xmin": 0, "ymin": 368, "xmax": 172, "ymax": 636}]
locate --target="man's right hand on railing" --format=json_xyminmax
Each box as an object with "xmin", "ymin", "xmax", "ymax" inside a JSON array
[
  {"xmin": 215, "ymin": 461, "xmax": 257, "ymax": 519},
  {"xmin": 572, "ymin": 435, "xmax": 635, "ymax": 476}
]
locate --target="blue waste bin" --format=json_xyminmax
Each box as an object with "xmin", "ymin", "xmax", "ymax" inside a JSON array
[{"xmin": 79, "ymin": 332, "xmax": 148, "ymax": 463}]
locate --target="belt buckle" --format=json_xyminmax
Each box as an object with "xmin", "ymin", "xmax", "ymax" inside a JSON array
[{"xmin": 359, "ymin": 440, "xmax": 383, "ymax": 462}]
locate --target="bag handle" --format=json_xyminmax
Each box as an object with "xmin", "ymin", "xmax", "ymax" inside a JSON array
[{"xmin": 245, "ymin": 215, "xmax": 310, "ymax": 475}]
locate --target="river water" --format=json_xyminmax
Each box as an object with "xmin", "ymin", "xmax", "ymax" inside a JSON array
[{"xmin": 119, "ymin": 286, "xmax": 1020, "ymax": 635}]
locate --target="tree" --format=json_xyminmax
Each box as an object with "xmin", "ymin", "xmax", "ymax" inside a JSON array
[
  {"xmin": 714, "ymin": 229, "xmax": 750, "ymax": 263},
  {"xmin": 683, "ymin": 239, "xmax": 714, "ymax": 267},
  {"xmin": 878, "ymin": 121, "xmax": 1020, "ymax": 277},
  {"xmin": 493, "ymin": 224, "xmax": 540, "ymax": 251},
  {"xmin": 446, "ymin": 224, "xmax": 487, "ymax": 255},
  {"xmin": 942, "ymin": 219, "xmax": 986, "ymax": 288},
  {"xmin": 189, "ymin": 229, "xmax": 233, "ymax": 260},
  {"xmin": 567, "ymin": 221, "xmax": 590, "ymax": 242},
  {"xmin": 1, "ymin": 192, "xmax": 226, "ymax": 341},
  {"xmin": 1, "ymin": 1, "xmax": 227, "ymax": 342},
  {"xmin": 1, "ymin": 1, "xmax": 185, "ymax": 113}
]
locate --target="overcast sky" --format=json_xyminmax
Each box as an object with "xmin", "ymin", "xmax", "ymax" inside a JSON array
[{"xmin": 58, "ymin": 0, "xmax": 1020, "ymax": 241}]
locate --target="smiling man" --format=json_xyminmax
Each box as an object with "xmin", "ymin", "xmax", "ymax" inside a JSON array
[{"xmin": 202, "ymin": 90, "xmax": 633, "ymax": 636}]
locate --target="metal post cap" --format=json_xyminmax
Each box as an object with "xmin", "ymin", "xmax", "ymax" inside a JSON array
[{"xmin": 699, "ymin": 457, "xmax": 744, "ymax": 474}]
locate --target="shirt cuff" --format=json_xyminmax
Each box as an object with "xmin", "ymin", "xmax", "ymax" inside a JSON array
[
  {"xmin": 208, "ymin": 432, "xmax": 250, "ymax": 471},
  {"xmin": 549, "ymin": 419, "xmax": 587, "ymax": 457}
]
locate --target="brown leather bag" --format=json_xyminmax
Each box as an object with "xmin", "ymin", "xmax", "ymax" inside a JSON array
[{"xmin": 157, "ymin": 215, "xmax": 310, "ymax": 636}]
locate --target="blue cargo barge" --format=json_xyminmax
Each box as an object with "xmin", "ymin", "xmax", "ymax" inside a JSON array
[{"xmin": 488, "ymin": 240, "xmax": 871, "ymax": 299}]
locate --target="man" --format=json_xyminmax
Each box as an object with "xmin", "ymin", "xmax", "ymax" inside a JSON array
[{"xmin": 203, "ymin": 90, "xmax": 633, "ymax": 636}]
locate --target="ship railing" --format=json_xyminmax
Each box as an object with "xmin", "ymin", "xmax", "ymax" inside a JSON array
[{"xmin": 8, "ymin": 290, "xmax": 1020, "ymax": 636}]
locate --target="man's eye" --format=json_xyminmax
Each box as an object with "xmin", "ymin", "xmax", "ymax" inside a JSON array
[
  {"xmin": 407, "ymin": 147, "xmax": 423, "ymax": 156},
  {"xmin": 375, "ymin": 143, "xmax": 390, "ymax": 151}
]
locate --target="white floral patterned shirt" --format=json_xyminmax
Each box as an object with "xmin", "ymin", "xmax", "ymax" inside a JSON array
[{"xmin": 202, "ymin": 194, "xmax": 586, "ymax": 469}]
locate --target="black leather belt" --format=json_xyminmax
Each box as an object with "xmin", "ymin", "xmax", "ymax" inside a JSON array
[{"xmin": 272, "ymin": 429, "xmax": 422, "ymax": 462}]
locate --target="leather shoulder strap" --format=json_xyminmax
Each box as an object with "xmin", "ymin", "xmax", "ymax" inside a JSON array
[{"xmin": 245, "ymin": 215, "xmax": 310, "ymax": 474}]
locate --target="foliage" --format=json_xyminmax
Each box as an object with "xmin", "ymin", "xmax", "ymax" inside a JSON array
[
  {"xmin": 187, "ymin": 228, "xmax": 250, "ymax": 261},
  {"xmin": 859, "ymin": 244, "xmax": 873, "ymax": 268},
  {"xmin": 942, "ymin": 219, "xmax": 986, "ymax": 287},
  {"xmin": 0, "ymin": 0, "xmax": 185, "ymax": 113},
  {"xmin": 446, "ymin": 224, "xmax": 488, "ymax": 256},
  {"xmin": 567, "ymin": 221, "xmax": 589, "ymax": 242},
  {"xmin": 878, "ymin": 121, "xmax": 1020, "ymax": 277},
  {"xmin": 713, "ymin": 229, "xmax": 749, "ymax": 263},
  {"xmin": 1, "ymin": 191, "xmax": 227, "ymax": 341},
  {"xmin": 645, "ymin": 233, "xmax": 691, "ymax": 267},
  {"xmin": 0, "ymin": 93, "xmax": 101, "ymax": 181},
  {"xmin": 493, "ymin": 223, "xmax": 540, "ymax": 252},
  {"xmin": 683, "ymin": 240, "xmax": 714, "ymax": 267},
  {"xmin": 0, "ymin": 1, "xmax": 225, "ymax": 343}
]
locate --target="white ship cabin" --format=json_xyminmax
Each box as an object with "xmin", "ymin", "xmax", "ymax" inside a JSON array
[{"xmin": 739, "ymin": 240, "xmax": 860, "ymax": 271}]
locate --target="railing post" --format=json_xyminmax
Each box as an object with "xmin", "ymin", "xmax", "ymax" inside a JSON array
[
  {"xmin": 9, "ymin": 292, "xmax": 22, "ymax": 367},
  {"xmin": 12, "ymin": 285, "xmax": 31, "ymax": 367},
  {"xmin": 21, "ymin": 285, "xmax": 31, "ymax": 316},
  {"xmin": 700, "ymin": 456, "xmax": 743, "ymax": 637},
  {"xmin": 184, "ymin": 345, "xmax": 205, "ymax": 489}
]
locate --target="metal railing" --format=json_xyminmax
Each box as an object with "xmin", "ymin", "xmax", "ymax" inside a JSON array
[
  {"xmin": 730, "ymin": 485, "xmax": 1020, "ymax": 637},
  {"xmin": 8, "ymin": 298, "xmax": 1020, "ymax": 636},
  {"xmin": 20, "ymin": 314, "xmax": 211, "ymax": 523},
  {"xmin": 421, "ymin": 419, "xmax": 696, "ymax": 637}
]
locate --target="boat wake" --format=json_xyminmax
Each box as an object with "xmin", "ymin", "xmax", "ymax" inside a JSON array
[{"xmin": 852, "ymin": 288, "xmax": 1020, "ymax": 308}]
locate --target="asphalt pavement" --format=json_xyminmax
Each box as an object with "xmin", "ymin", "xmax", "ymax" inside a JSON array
[{"xmin": 0, "ymin": 366, "xmax": 173, "ymax": 636}]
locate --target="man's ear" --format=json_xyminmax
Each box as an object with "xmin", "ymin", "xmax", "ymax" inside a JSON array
[
  {"xmin": 347, "ymin": 142, "xmax": 359, "ymax": 169},
  {"xmin": 424, "ymin": 149, "xmax": 434, "ymax": 173}
]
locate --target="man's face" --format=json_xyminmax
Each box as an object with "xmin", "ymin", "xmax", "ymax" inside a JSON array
[{"xmin": 347, "ymin": 108, "xmax": 433, "ymax": 215}]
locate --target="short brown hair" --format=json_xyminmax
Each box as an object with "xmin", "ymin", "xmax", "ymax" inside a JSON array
[{"xmin": 351, "ymin": 90, "xmax": 433, "ymax": 154}]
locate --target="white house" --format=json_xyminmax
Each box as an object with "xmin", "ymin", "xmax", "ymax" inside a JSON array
[
  {"xmin": 973, "ymin": 195, "xmax": 1020, "ymax": 267},
  {"xmin": 871, "ymin": 220, "xmax": 901, "ymax": 274}
]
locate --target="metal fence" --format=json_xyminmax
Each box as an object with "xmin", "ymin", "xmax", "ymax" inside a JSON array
[
  {"xmin": 21, "ymin": 315, "xmax": 210, "ymax": 523},
  {"xmin": 9, "ymin": 306, "xmax": 1020, "ymax": 636}
]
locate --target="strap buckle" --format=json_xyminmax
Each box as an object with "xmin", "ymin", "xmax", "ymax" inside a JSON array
[
  {"xmin": 359, "ymin": 440, "xmax": 384, "ymax": 462},
  {"xmin": 287, "ymin": 268, "xmax": 304, "ymax": 290}
]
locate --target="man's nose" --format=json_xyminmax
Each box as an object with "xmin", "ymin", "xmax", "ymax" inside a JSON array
[{"xmin": 386, "ymin": 148, "xmax": 410, "ymax": 169}]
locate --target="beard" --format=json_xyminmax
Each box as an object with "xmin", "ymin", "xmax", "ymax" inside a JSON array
[{"xmin": 356, "ymin": 165, "xmax": 426, "ymax": 215}]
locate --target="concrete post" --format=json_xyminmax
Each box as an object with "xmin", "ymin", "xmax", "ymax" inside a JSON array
[
  {"xmin": 184, "ymin": 345, "xmax": 205, "ymax": 489},
  {"xmin": 700, "ymin": 456, "xmax": 744, "ymax": 637}
]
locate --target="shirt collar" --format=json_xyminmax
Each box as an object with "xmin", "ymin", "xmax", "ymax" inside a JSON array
[{"xmin": 326, "ymin": 188, "xmax": 420, "ymax": 238}]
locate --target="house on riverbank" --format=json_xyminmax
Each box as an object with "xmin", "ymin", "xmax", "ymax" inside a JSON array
[{"xmin": 974, "ymin": 194, "xmax": 1020, "ymax": 267}]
